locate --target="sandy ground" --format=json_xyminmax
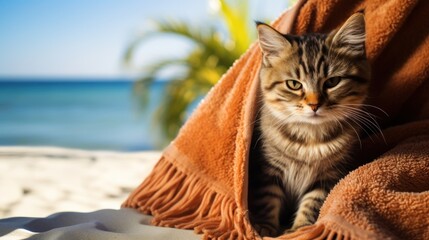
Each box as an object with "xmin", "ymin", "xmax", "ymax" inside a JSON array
[{"xmin": 0, "ymin": 146, "xmax": 160, "ymax": 219}]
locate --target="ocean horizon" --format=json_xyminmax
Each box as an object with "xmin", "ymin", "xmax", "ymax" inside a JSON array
[{"xmin": 0, "ymin": 78, "xmax": 166, "ymax": 151}]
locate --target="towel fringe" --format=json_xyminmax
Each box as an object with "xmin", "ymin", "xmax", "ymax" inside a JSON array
[
  {"xmin": 269, "ymin": 223, "xmax": 347, "ymax": 240},
  {"xmin": 122, "ymin": 157, "xmax": 256, "ymax": 239}
]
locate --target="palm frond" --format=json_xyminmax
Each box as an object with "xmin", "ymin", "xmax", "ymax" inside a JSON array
[
  {"xmin": 125, "ymin": 0, "xmax": 255, "ymax": 146},
  {"xmin": 218, "ymin": 0, "xmax": 253, "ymax": 53},
  {"xmin": 124, "ymin": 20, "xmax": 240, "ymax": 68}
]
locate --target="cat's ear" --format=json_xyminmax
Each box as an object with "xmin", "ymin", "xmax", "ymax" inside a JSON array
[
  {"xmin": 256, "ymin": 22, "xmax": 291, "ymax": 57},
  {"xmin": 328, "ymin": 12, "xmax": 366, "ymax": 55}
]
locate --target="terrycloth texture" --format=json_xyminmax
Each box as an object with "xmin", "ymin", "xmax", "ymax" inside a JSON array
[{"xmin": 123, "ymin": 0, "xmax": 429, "ymax": 239}]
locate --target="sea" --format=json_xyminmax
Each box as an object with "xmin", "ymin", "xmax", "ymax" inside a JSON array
[{"xmin": 0, "ymin": 78, "xmax": 168, "ymax": 151}]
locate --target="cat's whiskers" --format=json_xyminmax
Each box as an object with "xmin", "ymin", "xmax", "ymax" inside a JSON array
[
  {"xmin": 342, "ymin": 103, "xmax": 389, "ymax": 117},
  {"xmin": 272, "ymin": 111, "xmax": 296, "ymax": 129},
  {"xmin": 254, "ymin": 110, "xmax": 297, "ymax": 150},
  {"xmin": 251, "ymin": 107, "xmax": 264, "ymax": 126},
  {"xmin": 332, "ymin": 107, "xmax": 374, "ymax": 140},
  {"xmin": 339, "ymin": 107, "xmax": 379, "ymax": 132},
  {"xmin": 329, "ymin": 111, "xmax": 345, "ymax": 133},
  {"xmin": 341, "ymin": 107, "xmax": 388, "ymax": 144},
  {"xmin": 334, "ymin": 108, "xmax": 376, "ymax": 142},
  {"xmin": 335, "ymin": 105, "xmax": 386, "ymax": 143},
  {"xmin": 345, "ymin": 109, "xmax": 382, "ymax": 136},
  {"xmin": 340, "ymin": 104, "xmax": 380, "ymax": 118},
  {"xmin": 251, "ymin": 100, "xmax": 268, "ymax": 150},
  {"xmin": 339, "ymin": 105, "xmax": 385, "ymax": 132},
  {"xmin": 331, "ymin": 111, "xmax": 362, "ymax": 148}
]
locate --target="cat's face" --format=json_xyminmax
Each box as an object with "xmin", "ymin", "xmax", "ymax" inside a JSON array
[{"xmin": 257, "ymin": 13, "xmax": 370, "ymax": 125}]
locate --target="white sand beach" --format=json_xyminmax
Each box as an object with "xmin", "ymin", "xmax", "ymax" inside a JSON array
[
  {"xmin": 0, "ymin": 146, "xmax": 160, "ymax": 218},
  {"xmin": 0, "ymin": 147, "xmax": 201, "ymax": 239}
]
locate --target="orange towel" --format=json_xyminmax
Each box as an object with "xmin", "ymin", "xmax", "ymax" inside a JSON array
[{"xmin": 123, "ymin": 0, "xmax": 429, "ymax": 239}]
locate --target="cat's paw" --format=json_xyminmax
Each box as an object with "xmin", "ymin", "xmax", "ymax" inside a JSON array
[{"xmin": 253, "ymin": 223, "xmax": 278, "ymax": 237}]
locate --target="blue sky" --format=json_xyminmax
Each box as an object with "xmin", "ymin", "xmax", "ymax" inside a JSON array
[{"xmin": 0, "ymin": 0, "xmax": 288, "ymax": 78}]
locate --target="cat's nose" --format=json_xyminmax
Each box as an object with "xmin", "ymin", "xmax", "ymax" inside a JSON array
[{"xmin": 308, "ymin": 104, "xmax": 319, "ymax": 112}]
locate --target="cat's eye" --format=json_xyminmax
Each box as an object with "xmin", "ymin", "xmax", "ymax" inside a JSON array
[
  {"xmin": 324, "ymin": 77, "xmax": 342, "ymax": 88},
  {"xmin": 286, "ymin": 80, "xmax": 302, "ymax": 90}
]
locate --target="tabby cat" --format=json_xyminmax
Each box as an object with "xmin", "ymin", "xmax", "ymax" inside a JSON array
[{"xmin": 248, "ymin": 13, "xmax": 370, "ymax": 237}]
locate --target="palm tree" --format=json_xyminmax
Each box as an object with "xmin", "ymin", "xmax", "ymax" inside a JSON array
[{"xmin": 123, "ymin": 0, "xmax": 258, "ymax": 145}]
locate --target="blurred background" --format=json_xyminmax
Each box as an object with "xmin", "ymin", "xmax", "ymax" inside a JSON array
[{"xmin": 0, "ymin": 0, "xmax": 294, "ymax": 151}]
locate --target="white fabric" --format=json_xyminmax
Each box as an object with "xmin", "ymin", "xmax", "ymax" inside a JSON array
[{"xmin": 0, "ymin": 208, "xmax": 200, "ymax": 240}]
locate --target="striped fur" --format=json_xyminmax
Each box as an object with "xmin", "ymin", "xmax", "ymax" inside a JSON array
[{"xmin": 249, "ymin": 13, "xmax": 371, "ymax": 237}]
